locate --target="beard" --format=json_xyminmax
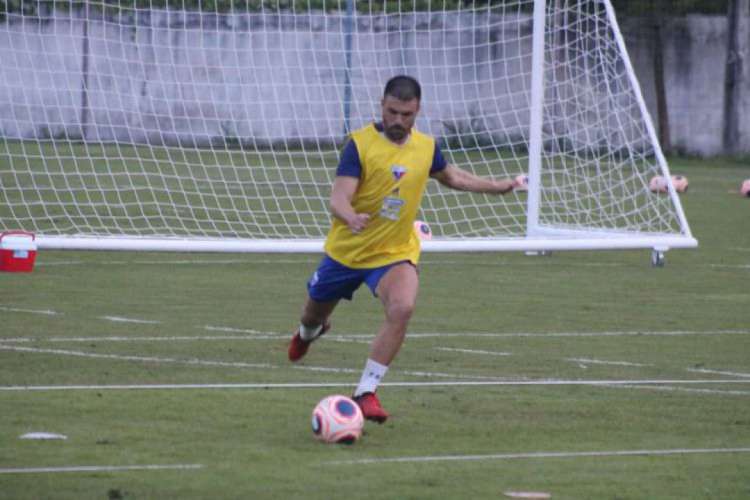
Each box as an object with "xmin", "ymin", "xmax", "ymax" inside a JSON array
[{"xmin": 384, "ymin": 124, "xmax": 408, "ymax": 142}]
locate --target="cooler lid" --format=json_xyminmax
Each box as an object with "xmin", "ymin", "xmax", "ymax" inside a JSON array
[{"xmin": 0, "ymin": 234, "xmax": 37, "ymax": 251}]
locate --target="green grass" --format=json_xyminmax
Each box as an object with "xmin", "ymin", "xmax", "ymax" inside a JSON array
[{"xmin": 0, "ymin": 156, "xmax": 749, "ymax": 499}]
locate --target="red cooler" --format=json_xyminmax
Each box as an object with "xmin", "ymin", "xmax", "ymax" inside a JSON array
[{"xmin": 0, "ymin": 231, "xmax": 37, "ymax": 272}]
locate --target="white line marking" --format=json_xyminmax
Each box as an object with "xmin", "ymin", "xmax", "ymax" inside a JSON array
[
  {"xmin": 613, "ymin": 384, "xmax": 750, "ymax": 396},
  {"xmin": 0, "ymin": 464, "xmax": 204, "ymax": 474},
  {"xmin": 0, "ymin": 344, "xmax": 493, "ymax": 380},
  {"xmin": 504, "ymin": 491, "xmax": 551, "ymax": 499},
  {"xmin": 0, "ymin": 306, "xmax": 59, "ymax": 316},
  {"xmin": 203, "ymin": 325, "xmax": 280, "ymax": 335},
  {"xmin": 326, "ymin": 337, "xmax": 371, "ymax": 345},
  {"xmin": 3, "ymin": 329, "xmax": 748, "ymax": 345},
  {"xmin": 687, "ymin": 368, "xmax": 750, "ymax": 378},
  {"xmin": 710, "ymin": 264, "xmax": 750, "ymax": 270},
  {"xmin": 566, "ymin": 358, "xmax": 651, "ymax": 367},
  {"xmin": 2, "ymin": 379, "xmax": 749, "ymax": 392},
  {"xmin": 0, "ymin": 344, "xmax": 274, "ymax": 370},
  {"xmin": 100, "ymin": 316, "xmax": 161, "ymax": 325},
  {"xmin": 422, "ymin": 259, "xmax": 628, "ymax": 268},
  {"xmin": 33, "ymin": 260, "xmax": 84, "ymax": 267},
  {"xmin": 19, "ymin": 432, "xmax": 67, "ymax": 440},
  {"xmin": 36, "ymin": 258, "xmax": 316, "ymax": 267},
  {"xmin": 435, "ymin": 347, "xmax": 512, "ymax": 356},
  {"xmin": 0, "ymin": 335, "xmax": 282, "ymax": 343},
  {"xmin": 404, "ymin": 329, "xmax": 750, "ymax": 339},
  {"xmin": 325, "ymin": 447, "xmax": 750, "ymax": 465}
]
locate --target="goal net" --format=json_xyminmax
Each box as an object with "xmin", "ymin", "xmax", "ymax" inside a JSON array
[{"xmin": 0, "ymin": 0, "xmax": 696, "ymax": 253}]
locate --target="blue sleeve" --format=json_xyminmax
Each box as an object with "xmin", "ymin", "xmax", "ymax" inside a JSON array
[
  {"xmin": 336, "ymin": 140, "xmax": 361, "ymax": 178},
  {"xmin": 430, "ymin": 142, "xmax": 447, "ymax": 174}
]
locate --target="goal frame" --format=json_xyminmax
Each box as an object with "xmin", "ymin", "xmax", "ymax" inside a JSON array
[{"xmin": 11, "ymin": 0, "xmax": 696, "ymax": 255}]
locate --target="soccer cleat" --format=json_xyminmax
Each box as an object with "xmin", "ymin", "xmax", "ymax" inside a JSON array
[
  {"xmin": 287, "ymin": 321, "xmax": 330, "ymax": 362},
  {"xmin": 353, "ymin": 392, "xmax": 389, "ymax": 423}
]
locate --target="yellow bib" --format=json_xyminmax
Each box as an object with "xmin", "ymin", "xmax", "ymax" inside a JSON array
[{"xmin": 324, "ymin": 124, "xmax": 435, "ymax": 268}]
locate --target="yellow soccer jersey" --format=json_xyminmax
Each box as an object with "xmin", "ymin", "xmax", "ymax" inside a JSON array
[{"xmin": 324, "ymin": 123, "xmax": 446, "ymax": 268}]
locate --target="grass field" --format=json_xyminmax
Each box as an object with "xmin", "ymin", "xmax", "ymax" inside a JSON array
[{"xmin": 1, "ymin": 156, "xmax": 749, "ymax": 499}]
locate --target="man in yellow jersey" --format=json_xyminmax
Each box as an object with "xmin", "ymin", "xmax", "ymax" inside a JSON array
[{"xmin": 288, "ymin": 76, "xmax": 518, "ymax": 422}]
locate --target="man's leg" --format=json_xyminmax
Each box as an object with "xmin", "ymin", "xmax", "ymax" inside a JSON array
[
  {"xmin": 353, "ymin": 262, "xmax": 419, "ymax": 422},
  {"xmin": 288, "ymin": 297, "xmax": 338, "ymax": 362}
]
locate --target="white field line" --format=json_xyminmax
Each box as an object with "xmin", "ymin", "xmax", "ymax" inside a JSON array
[
  {"xmin": 710, "ymin": 264, "xmax": 750, "ymax": 270},
  {"xmin": 397, "ymin": 329, "xmax": 750, "ymax": 339},
  {"xmin": 0, "ymin": 306, "xmax": 60, "ymax": 316},
  {"xmin": 0, "ymin": 335, "xmax": 283, "ymax": 343},
  {"xmin": 32, "ymin": 260, "xmax": 84, "ymax": 266},
  {"xmin": 99, "ymin": 316, "xmax": 161, "ymax": 325},
  {"xmin": 0, "ymin": 464, "xmax": 204, "ymax": 474},
  {"xmin": 33, "ymin": 257, "xmax": 749, "ymax": 270},
  {"xmin": 325, "ymin": 447, "xmax": 750, "ymax": 466},
  {"xmin": 611, "ymin": 384, "xmax": 750, "ymax": 397},
  {"xmin": 0, "ymin": 344, "xmax": 274, "ymax": 370},
  {"xmin": 36, "ymin": 258, "xmax": 317, "ymax": 267},
  {"xmin": 5, "ymin": 329, "xmax": 747, "ymax": 345},
  {"xmin": 203, "ymin": 325, "xmax": 280, "ymax": 335},
  {"xmin": 422, "ymin": 259, "xmax": 627, "ymax": 268},
  {"xmin": 2, "ymin": 379, "xmax": 750, "ymax": 392},
  {"xmin": 566, "ymin": 358, "xmax": 651, "ymax": 368},
  {"xmin": 435, "ymin": 347, "xmax": 512, "ymax": 356},
  {"xmin": 326, "ymin": 337, "xmax": 372, "ymax": 345},
  {"xmin": 0, "ymin": 344, "xmax": 501, "ymax": 380},
  {"xmin": 687, "ymin": 368, "xmax": 750, "ymax": 378}
]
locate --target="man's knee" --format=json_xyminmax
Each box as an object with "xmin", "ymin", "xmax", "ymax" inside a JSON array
[{"xmin": 385, "ymin": 299, "xmax": 415, "ymax": 324}]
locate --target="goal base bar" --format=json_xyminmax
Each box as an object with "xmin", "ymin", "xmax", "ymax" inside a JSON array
[{"xmin": 36, "ymin": 235, "xmax": 697, "ymax": 253}]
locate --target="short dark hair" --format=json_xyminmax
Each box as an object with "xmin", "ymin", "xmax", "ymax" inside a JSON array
[{"xmin": 384, "ymin": 75, "xmax": 421, "ymax": 102}]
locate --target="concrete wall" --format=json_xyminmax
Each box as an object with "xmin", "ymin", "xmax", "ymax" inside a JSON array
[
  {"xmin": 0, "ymin": 10, "xmax": 747, "ymax": 156},
  {"xmin": 624, "ymin": 15, "xmax": 750, "ymax": 156}
]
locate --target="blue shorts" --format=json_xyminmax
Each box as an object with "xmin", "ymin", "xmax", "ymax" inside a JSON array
[{"xmin": 307, "ymin": 255, "xmax": 410, "ymax": 302}]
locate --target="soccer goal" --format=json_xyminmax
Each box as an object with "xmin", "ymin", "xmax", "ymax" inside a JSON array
[{"xmin": 0, "ymin": 0, "xmax": 696, "ymax": 256}]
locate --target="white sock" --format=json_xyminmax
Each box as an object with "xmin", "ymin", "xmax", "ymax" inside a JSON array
[
  {"xmin": 353, "ymin": 359, "xmax": 388, "ymax": 397},
  {"xmin": 298, "ymin": 323, "xmax": 323, "ymax": 341}
]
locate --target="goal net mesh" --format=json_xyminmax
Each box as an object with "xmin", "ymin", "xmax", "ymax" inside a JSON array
[{"xmin": 0, "ymin": 0, "xmax": 689, "ymax": 247}]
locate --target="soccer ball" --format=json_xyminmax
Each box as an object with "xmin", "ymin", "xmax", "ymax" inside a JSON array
[
  {"xmin": 649, "ymin": 174, "xmax": 688, "ymax": 193},
  {"xmin": 649, "ymin": 175, "xmax": 668, "ymax": 193},
  {"xmin": 413, "ymin": 220, "xmax": 432, "ymax": 240},
  {"xmin": 671, "ymin": 175, "xmax": 689, "ymax": 193},
  {"xmin": 741, "ymin": 179, "xmax": 750, "ymax": 197},
  {"xmin": 311, "ymin": 395, "xmax": 364, "ymax": 444}
]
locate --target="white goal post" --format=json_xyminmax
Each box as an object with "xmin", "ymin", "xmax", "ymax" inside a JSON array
[{"xmin": 0, "ymin": 0, "xmax": 697, "ymax": 254}]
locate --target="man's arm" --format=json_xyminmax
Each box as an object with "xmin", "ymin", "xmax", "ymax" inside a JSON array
[
  {"xmin": 431, "ymin": 164, "xmax": 517, "ymax": 194},
  {"xmin": 330, "ymin": 175, "xmax": 371, "ymax": 233}
]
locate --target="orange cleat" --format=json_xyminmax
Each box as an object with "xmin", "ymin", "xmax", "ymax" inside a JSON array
[
  {"xmin": 353, "ymin": 392, "xmax": 389, "ymax": 423},
  {"xmin": 287, "ymin": 321, "xmax": 330, "ymax": 362}
]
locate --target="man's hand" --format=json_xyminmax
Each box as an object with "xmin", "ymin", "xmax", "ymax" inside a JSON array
[{"xmin": 346, "ymin": 213, "xmax": 371, "ymax": 234}]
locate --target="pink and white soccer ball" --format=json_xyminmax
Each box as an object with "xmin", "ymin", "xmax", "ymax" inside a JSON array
[
  {"xmin": 311, "ymin": 395, "xmax": 364, "ymax": 444},
  {"xmin": 413, "ymin": 220, "xmax": 432, "ymax": 240},
  {"xmin": 649, "ymin": 175, "xmax": 668, "ymax": 193},
  {"xmin": 671, "ymin": 175, "xmax": 689, "ymax": 193},
  {"xmin": 649, "ymin": 175, "xmax": 688, "ymax": 193},
  {"xmin": 741, "ymin": 179, "xmax": 750, "ymax": 197}
]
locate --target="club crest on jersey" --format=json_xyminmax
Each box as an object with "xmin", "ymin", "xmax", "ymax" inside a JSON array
[{"xmin": 391, "ymin": 165, "xmax": 407, "ymax": 181}]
